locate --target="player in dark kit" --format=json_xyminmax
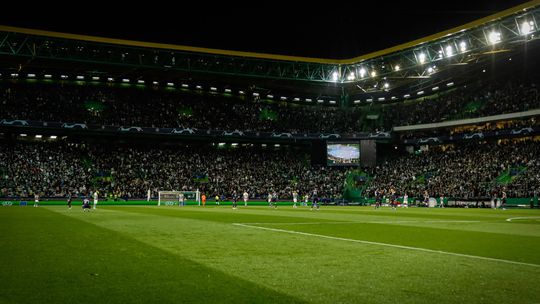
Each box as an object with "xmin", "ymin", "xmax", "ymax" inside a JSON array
[
  {"xmin": 82, "ymin": 197, "xmax": 91, "ymax": 212},
  {"xmin": 67, "ymin": 193, "xmax": 72, "ymax": 209},
  {"xmin": 232, "ymin": 191, "xmax": 238, "ymax": 210},
  {"xmin": 311, "ymin": 190, "xmax": 320, "ymax": 210},
  {"xmin": 375, "ymin": 189, "xmax": 382, "ymax": 209}
]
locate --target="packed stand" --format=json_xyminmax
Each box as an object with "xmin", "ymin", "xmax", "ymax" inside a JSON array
[
  {"xmin": 365, "ymin": 140, "xmax": 540, "ymax": 199},
  {"xmin": 1, "ymin": 79, "xmax": 539, "ymax": 134},
  {"xmin": 0, "ymin": 142, "xmax": 348, "ymax": 201},
  {"xmin": 0, "ymin": 82, "xmax": 361, "ymax": 133}
]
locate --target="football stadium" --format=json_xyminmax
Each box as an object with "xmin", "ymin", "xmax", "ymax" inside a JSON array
[{"xmin": 1, "ymin": 2, "xmax": 540, "ymax": 303}]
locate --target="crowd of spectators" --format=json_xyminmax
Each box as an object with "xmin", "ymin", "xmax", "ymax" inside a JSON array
[
  {"xmin": 0, "ymin": 82, "xmax": 361, "ymax": 133},
  {"xmin": 1, "ymin": 79, "xmax": 539, "ymax": 134},
  {"xmin": 1, "ymin": 139, "xmax": 539, "ymax": 201},
  {"xmin": 378, "ymin": 81, "xmax": 540, "ymax": 129},
  {"xmin": 365, "ymin": 140, "xmax": 540, "ymax": 199},
  {"xmin": 0, "ymin": 142, "xmax": 347, "ymax": 200}
]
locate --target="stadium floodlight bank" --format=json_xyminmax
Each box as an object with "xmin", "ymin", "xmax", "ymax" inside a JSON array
[{"xmin": 158, "ymin": 190, "xmax": 200, "ymax": 206}]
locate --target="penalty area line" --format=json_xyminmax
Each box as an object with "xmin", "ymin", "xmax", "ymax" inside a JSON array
[{"xmin": 233, "ymin": 223, "xmax": 540, "ymax": 268}]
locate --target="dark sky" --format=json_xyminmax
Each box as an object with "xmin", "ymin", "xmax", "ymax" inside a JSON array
[{"xmin": 1, "ymin": 0, "xmax": 531, "ymax": 59}]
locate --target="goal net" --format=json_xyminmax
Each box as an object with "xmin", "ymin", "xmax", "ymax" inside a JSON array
[{"xmin": 158, "ymin": 190, "xmax": 200, "ymax": 206}]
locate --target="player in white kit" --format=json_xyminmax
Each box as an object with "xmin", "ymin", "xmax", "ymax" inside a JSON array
[
  {"xmin": 93, "ymin": 191, "xmax": 98, "ymax": 209},
  {"xmin": 292, "ymin": 191, "xmax": 298, "ymax": 208},
  {"xmin": 243, "ymin": 191, "xmax": 249, "ymax": 207},
  {"xmin": 402, "ymin": 193, "xmax": 408, "ymax": 208}
]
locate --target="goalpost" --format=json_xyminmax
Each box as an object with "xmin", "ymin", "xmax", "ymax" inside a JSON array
[{"xmin": 158, "ymin": 190, "xmax": 200, "ymax": 206}]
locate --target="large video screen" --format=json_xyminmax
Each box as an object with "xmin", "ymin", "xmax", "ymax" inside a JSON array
[{"xmin": 327, "ymin": 142, "xmax": 360, "ymax": 166}]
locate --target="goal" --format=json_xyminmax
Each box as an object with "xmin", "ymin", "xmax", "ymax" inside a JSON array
[{"xmin": 158, "ymin": 190, "xmax": 200, "ymax": 206}]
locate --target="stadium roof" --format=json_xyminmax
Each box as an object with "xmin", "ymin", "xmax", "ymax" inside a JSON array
[{"xmin": 1, "ymin": 0, "xmax": 540, "ymax": 104}]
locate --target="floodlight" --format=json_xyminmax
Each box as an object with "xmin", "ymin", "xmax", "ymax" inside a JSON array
[
  {"xmin": 488, "ymin": 31, "xmax": 501, "ymax": 44},
  {"xmin": 459, "ymin": 41, "xmax": 467, "ymax": 52},
  {"xmin": 359, "ymin": 68, "xmax": 367, "ymax": 78},
  {"xmin": 418, "ymin": 52, "xmax": 426, "ymax": 64},
  {"xmin": 521, "ymin": 20, "xmax": 534, "ymax": 35},
  {"xmin": 445, "ymin": 45, "xmax": 454, "ymax": 57}
]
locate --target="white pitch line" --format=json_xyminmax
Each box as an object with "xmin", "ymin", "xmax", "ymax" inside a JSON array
[
  {"xmin": 506, "ymin": 216, "xmax": 540, "ymax": 222},
  {"xmin": 233, "ymin": 223, "xmax": 540, "ymax": 268},
  {"xmin": 242, "ymin": 220, "xmax": 481, "ymax": 225}
]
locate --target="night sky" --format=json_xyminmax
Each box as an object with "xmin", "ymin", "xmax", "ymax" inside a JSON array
[{"xmin": 0, "ymin": 0, "xmax": 530, "ymax": 59}]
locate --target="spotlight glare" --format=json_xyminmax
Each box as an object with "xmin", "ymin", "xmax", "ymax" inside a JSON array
[
  {"xmin": 445, "ymin": 45, "xmax": 454, "ymax": 57},
  {"xmin": 359, "ymin": 68, "xmax": 367, "ymax": 78},
  {"xmin": 418, "ymin": 52, "xmax": 426, "ymax": 64},
  {"xmin": 332, "ymin": 71, "xmax": 339, "ymax": 81},
  {"xmin": 488, "ymin": 31, "xmax": 501, "ymax": 44},
  {"xmin": 394, "ymin": 65, "xmax": 400, "ymax": 71},
  {"xmin": 521, "ymin": 20, "xmax": 534, "ymax": 35},
  {"xmin": 459, "ymin": 41, "xmax": 467, "ymax": 52}
]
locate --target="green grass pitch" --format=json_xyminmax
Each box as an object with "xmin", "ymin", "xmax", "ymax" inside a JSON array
[{"xmin": 1, "ymin": 205, "xmax": 539, "ymax": 303}]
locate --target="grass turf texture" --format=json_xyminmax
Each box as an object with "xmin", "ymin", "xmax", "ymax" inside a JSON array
[{"xmin": 1, "ymin": 205, "xmax": 539, "ymax": 303}]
